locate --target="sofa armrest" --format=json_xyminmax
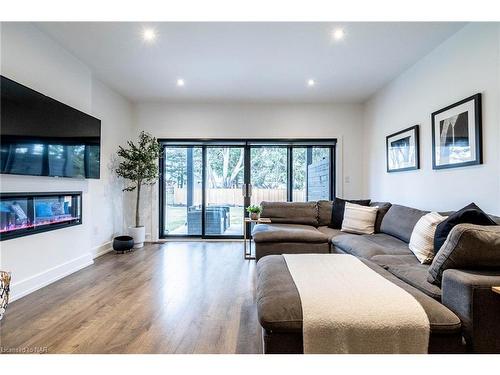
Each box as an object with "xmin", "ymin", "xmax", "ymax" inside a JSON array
[{"xmin": 441, "ymin": 269, "xmax": 500, "ymax": 353}]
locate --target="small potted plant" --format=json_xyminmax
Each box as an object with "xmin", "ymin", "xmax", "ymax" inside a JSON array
[
  {"xmin": 115, "ymin": 131, "xmax": 162, "ymax": 249},
  {"xmin": 246, "ymin": 204, "xmax": 262, "ymax": 220}
]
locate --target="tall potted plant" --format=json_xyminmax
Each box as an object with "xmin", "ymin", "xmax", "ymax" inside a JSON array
[{"xmin": 116, "ymin": 131, "xmax": 162, "ymax": 248}]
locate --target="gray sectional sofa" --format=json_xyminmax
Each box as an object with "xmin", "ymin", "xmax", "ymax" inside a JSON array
[{"xmin": 254, "ymin": 200, "xmax": 500, "ymax": 353}]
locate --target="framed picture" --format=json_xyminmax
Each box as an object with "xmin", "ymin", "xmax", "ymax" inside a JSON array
[
  {"xmin": 386, "ymin": 125, "xmax": 419, "ymax": 173},
  {"xmin": 432, "ymin": 93, "xmax": 482, "ymax": 170}
]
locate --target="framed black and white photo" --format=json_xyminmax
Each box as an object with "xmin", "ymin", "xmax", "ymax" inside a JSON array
[
  {"xmin": 432, "ymin": 93, "xmax": 482, "ymax": 170},
  {"xmin": 386, "ymin": 125, "xmax": 419, "ymax": 173}
]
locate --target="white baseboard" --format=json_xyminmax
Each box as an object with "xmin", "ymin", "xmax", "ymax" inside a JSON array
[
  {"xmin": 93, "ymin": 241, "xmax": 113, "ymax": 258},
  {"xmin": 9, "ymin": 253, "xmax": 94, "ymax": 302}
]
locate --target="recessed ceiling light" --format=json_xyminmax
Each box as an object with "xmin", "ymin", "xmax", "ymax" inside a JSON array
[
  {"xmin": 176, "ymin": 78, "xmax": 185, "ymax": 87},
  {"xmin": 307, "ymin": 79, "xmax": 315, "ymax": 87},
  {"xmin": 142, "ymin": 28, "xmax": 156, "ymax": 42},
  {"xmin": 332, "ymin": 28, "xmax": 345, "ymax": 41}
]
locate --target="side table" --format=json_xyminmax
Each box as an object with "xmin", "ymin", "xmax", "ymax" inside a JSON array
[{"xmin": 243, "ymin": 217, "xmax": 271, "ymax": 260}]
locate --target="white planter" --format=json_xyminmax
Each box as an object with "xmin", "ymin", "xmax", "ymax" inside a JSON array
[
  {"xmin": 128, "ymin": 226, "xmax": 145, "ymax": 248},
  {"xmin": 250, "ymin": 212, "xmax": 260, "ymax": 220}
]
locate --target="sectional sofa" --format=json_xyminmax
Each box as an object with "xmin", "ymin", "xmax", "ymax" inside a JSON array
[{"xmin": 253, "ymin": 201, "xmax": 500, "ymax": 353}]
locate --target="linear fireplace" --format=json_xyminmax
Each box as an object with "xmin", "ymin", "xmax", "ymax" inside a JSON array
[{"xmin": 0, "ymin": 191, "xmax": 82, "ymax": 241}]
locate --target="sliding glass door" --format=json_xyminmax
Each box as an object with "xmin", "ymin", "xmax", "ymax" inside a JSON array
[
  {"xmin": 159, "ymin": 140, "xmax": 336, "ymax": 239},
  {"xmin": 205, "ymin": 147, "xmax": 245, "ymax": 236},
  {"xmin": 162, "ymin": 146, "xmax": 202, "ymax": 236},
  {"xmin": 250, "ymin": 146, "xmax": 288, "ymax": 205}
]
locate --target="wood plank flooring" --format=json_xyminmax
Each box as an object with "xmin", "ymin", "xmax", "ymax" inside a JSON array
[{"xmin": 0, "ymin": 242, "xmax": 262, "ymax": 354}]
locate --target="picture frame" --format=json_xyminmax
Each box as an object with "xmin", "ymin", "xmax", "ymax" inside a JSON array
[
  {"xmin": 386, "ymin": 125, "xmax": 420, "ymax": 173},
  {"xmin": 431, "ymin": 93, "xmax": 482, "ymax": 170}
]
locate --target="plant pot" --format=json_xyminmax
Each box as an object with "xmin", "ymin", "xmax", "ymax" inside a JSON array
[
  {"xmin": 113, "ymin": 235, "xmax": 135, "ymax": 252},
  {"xmin": 250, "ymin": 212, "xmax": 260, "ymax": 220},
  {"xmin": 128, "ymin": 226, "xmax": 145, "ymax": 248}
]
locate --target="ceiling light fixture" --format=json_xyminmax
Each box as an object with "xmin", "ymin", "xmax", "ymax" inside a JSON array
[
  {"xmin": 332, "ymin": 28, "xmax": 345, "ymax": 41},
  {"xmin": 142, "ymin": 28, "xmax": 156, "ymax": 42},
  {"xmin": 176, "ymin": 78, "xmax": 185, "ymax": 87},
  {"xmin": 307, "ymin": 79, "xmax": 315, "ymax": 87}
]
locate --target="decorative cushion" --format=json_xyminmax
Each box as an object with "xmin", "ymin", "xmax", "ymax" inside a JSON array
[
  {"xmin": 370, "ymin": 202, "xmax": 392, "ymax": 233},
  {"xmin": 409, "ymin": 212, "xmax": 447, "ymax": 264},
  {"xmin": 329, "ymin": 198, "xmax": 371, "ymax": 229},
  {"xmin": 341, "ymin": 202, "xmax": 379, "ymax": 235},
  {"xmin": 428, "ymin": 224, "xmax": 500, "ymax": 285},
  {"xmin": 379, "ymin": 204, "xmax": 429, "ymax": 243},
  {"xmin": 433, "ymin": 203, "xmax": 497, "ymax": 254}
]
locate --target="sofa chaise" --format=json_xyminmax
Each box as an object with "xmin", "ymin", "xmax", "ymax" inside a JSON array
[{"xmin": 253, "ymin": 200, "xmax": 500, "ymax": 353}]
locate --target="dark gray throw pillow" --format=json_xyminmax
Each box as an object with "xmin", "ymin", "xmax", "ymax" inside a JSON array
[
  {"xmin": 433, "ymin": 203, "xmax": 497, "ymax": 254},
  {"xmin": 427, "ymin": 224, "xmax": 500, "ymax": 285},
  {"xmin": 329, "ymin": 198, "xmax": 371, "ymax": 229}
]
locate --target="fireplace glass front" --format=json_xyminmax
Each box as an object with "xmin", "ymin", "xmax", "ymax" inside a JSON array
[{"xmin": 0, "ymin": 192, "xmax": 82, "ymax": 240}]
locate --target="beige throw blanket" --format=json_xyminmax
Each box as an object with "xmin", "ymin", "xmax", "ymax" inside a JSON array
[{"xmin": 283, "ymin": 254, "xmax": 430, "ymax": 354}]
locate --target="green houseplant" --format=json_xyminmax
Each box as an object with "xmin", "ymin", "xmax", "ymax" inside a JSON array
[
  {"xmin": 246, "ymin": 204, "xmax": 262, "ymax": 220},
  {"xmin": 116, "ymin": 131, "xmax": 162, "ymax": 248}
]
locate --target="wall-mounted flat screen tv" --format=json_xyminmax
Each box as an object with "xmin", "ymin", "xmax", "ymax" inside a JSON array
[{"xmin": 0, "ymin": 75, "xmax": 101, "ymax": 179}]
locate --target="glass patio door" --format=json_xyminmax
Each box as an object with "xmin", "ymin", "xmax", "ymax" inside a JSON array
[
  {"xmin": 249, "ymin": 146, "xmax": 288, "ymax": 205},
  {"xmin": 162, "ymin": 146, "xmax": 203, "ymax": 236},
  {"xmin": 160, "ymin": 140, "xmax": 335, "ymax": 239},
  {"xmin": 204, "ymin": 146, "xmax": 245, "ymax": 237}
]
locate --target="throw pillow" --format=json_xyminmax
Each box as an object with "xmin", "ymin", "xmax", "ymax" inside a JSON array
[
  {"xmin": 341, "ymin": 202, "xmax": 379, "ymax": 235},
  {"xmin": 329, "ymin": 198, "xmax": 371, "ymax": 229},
  {"xmin": 409, "ymin": 212, "xmax": 447, "ymax": 264},
  {"xmin": 428, "ymin": 224, "xmax": 500, "ymax": 285},
  {"xmin": 434, "ymin": 203, "xmax": 497, "ymax": 254}
]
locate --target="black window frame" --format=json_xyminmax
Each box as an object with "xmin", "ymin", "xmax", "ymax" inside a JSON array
[{"xmin": 158, "ymin": 138, "xmax": 336, "ymax": 239}]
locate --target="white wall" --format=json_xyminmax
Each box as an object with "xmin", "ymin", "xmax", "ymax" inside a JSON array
[
  {"xmin": 0, "ymin": 23, "xmax": 134, "ymax": 300},
  {"xmin": 133, "ymin": 101, "xmax": 365, "ymax": 240},
  {"xmin": 363, "ymin": 23, "xmax": 500, "ymax": 215}
]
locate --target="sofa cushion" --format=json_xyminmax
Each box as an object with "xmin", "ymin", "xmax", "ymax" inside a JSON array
[
  {"xmin": 433, "ymin": 203, "xmax": 497, "ymax": 254},
  {"xmin": 428, "ymin": 224, "xmax": 500, "ymax": 285},
  {"xmin": 380, "ymin": 204, "xmax": 428, "ymax": 243},
  {"xmin": 252, "ymin": 223, "xmax": 329, "ymax": 243},
  {"xmin": 371, "ymin": 201, "xmax": 392, "ymax": 233},
  {"xmin": 329, "ymin": 198, "xmax": 371, "ymax": 229},
  {"xmin": 370, "ymin": 254, "xmax": 420, "ymax": 268},
  {"xmin": 332, "ymin": 233, "xmax": 412, "ymax": 259},
  {"xmin": 317, "ymin": 226, "xmax": 343, "ymax": 241},
  {"xmin": 260, "ymin": 201, "xmax": 318, "ymax": 226},
  {"xmin": 256, "ymin": 255, "xmax": 461, "ymax": 336},
  {"xmin": 385, "ymin": 263, "xmax": 442, "ymax": 300},
  {"xmin": 361, "ymin": 233, "xmax": 414, "ymax": 254},
  {"xmin": 317, "ymin": 200, "xmax": 333, "ymax": 226}
]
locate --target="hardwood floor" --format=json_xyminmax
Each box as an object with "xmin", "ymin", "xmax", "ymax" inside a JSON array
[{"xmin": 0, "ymin": 242, "xmax": 262, "ymax": 354}]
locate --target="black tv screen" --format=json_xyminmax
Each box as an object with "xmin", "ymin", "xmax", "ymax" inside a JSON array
[{"xmin": 0, "ymin": 75, "xmax": 101, "ymax": 179}]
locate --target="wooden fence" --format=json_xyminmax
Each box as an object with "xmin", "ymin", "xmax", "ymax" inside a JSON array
[{"xmin": 167, "ymin": 187, "xmax": 305, "ymax": 205}]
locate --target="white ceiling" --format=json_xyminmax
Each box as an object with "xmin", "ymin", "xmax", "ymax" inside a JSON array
[{"xmin": 35, "ymin": 22, "xmax": 466, "ymax": 103}]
